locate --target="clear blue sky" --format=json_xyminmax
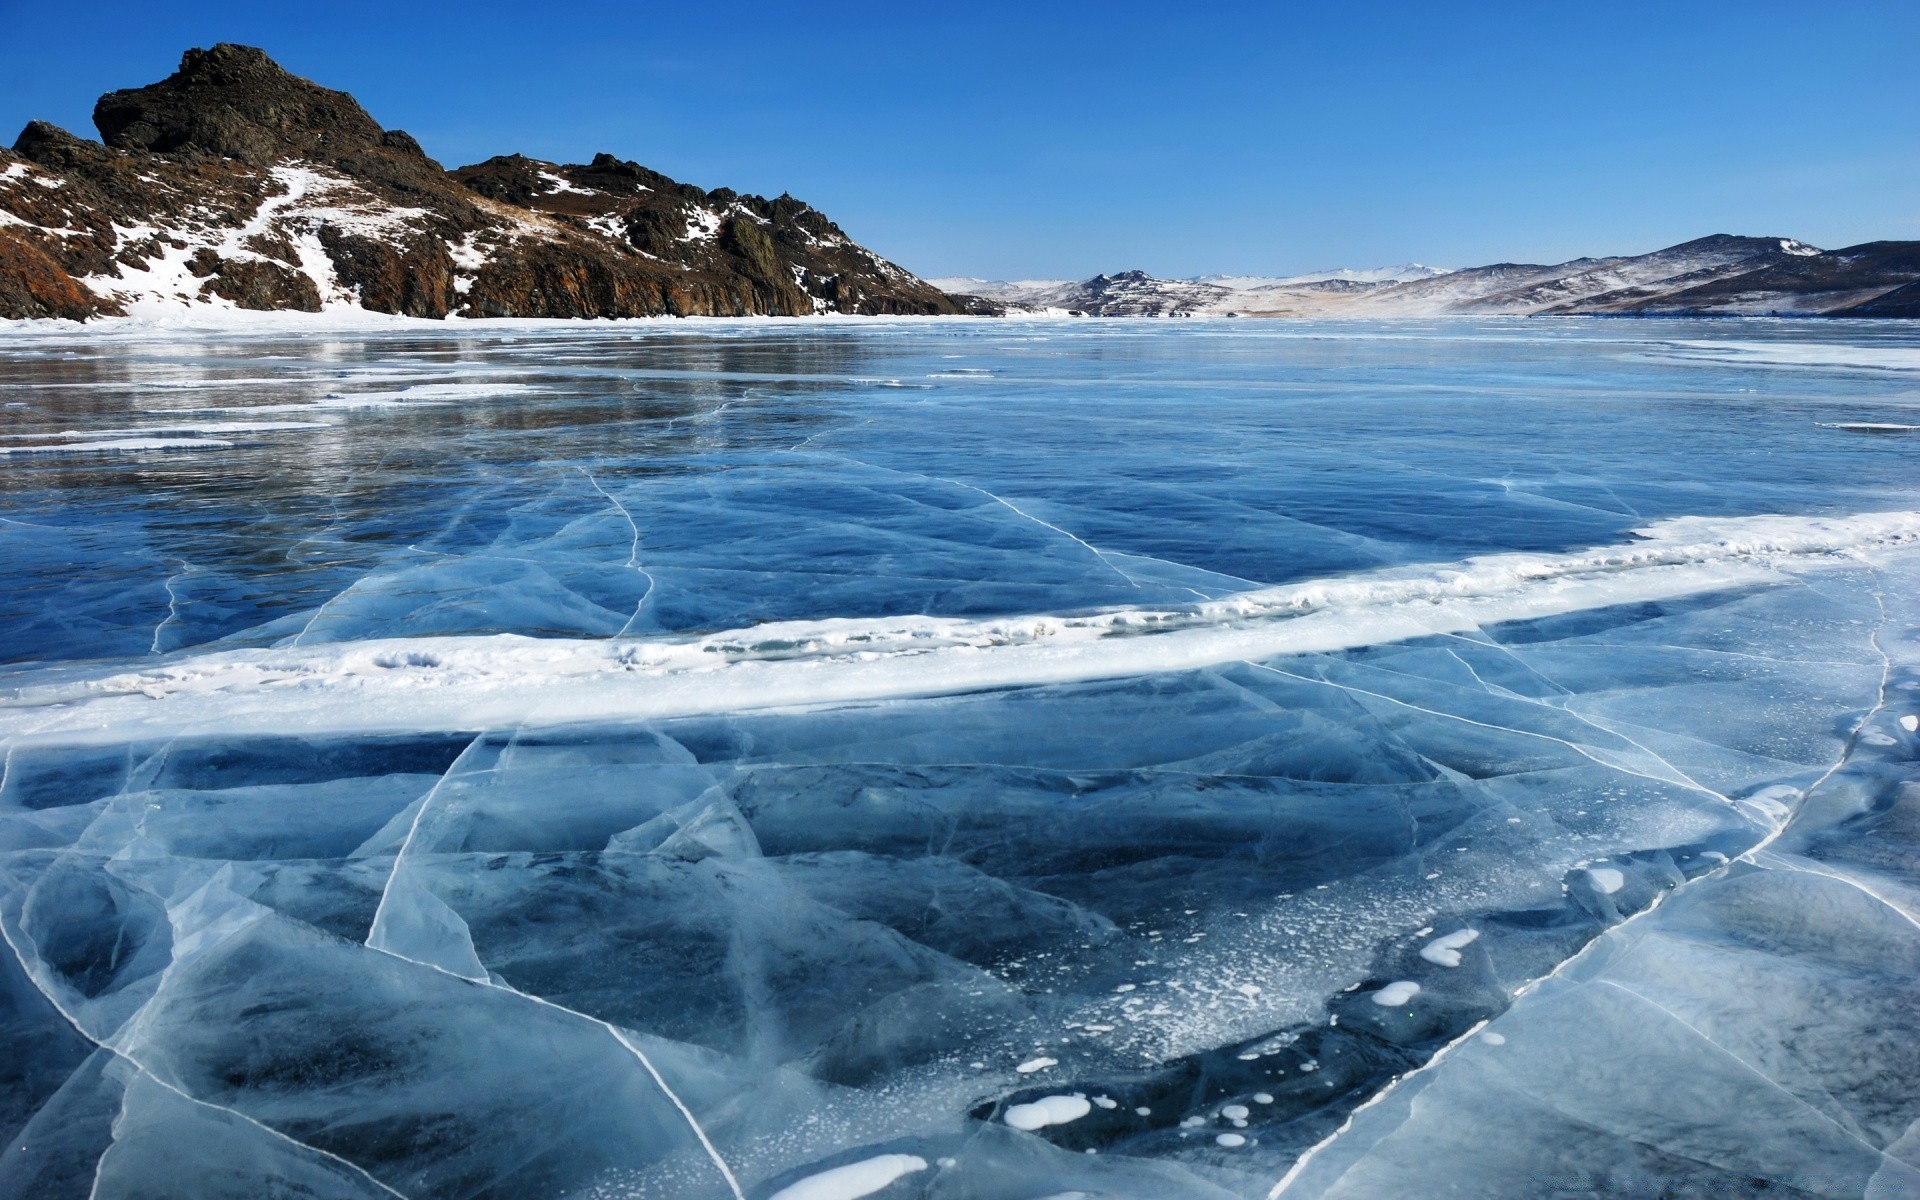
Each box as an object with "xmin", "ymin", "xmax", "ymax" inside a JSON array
[{"xmin": 1, "ymin": 1, "xmax": 1914, "ymax": 280}]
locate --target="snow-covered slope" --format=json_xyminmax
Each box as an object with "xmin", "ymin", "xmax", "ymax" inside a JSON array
[
  {"xmin": 947, "ymin": 238, "xmax": 1920, "ymax": 319},
  {"xmin": 0, "ymin": 44, "xmax": 970, "ymax": 322}
]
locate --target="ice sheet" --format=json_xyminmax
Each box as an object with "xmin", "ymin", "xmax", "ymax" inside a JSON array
[{"xmin": 3, "ymin": 318, "xmax": 1918, "ymax": 1200}]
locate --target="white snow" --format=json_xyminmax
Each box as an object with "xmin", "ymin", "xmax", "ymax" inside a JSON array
[
  {"xmin": 1664, "ymin": 341, "xmax": 1920, "ymax": 373},
  {"xmin": 3, "ymin": 421, "xmax": 326, "ymax": 439},
  {"xmin": 1374, "ymin": 981, "xmax": 1421, "ymax": 1007},
  {"xmin": 536, "ymin": 170, "xmax": 594, "ymax": 197},
  {"xmin": 1901, "ymin": 714, "xmax": 1918, "ymax": 732},
  {"xmin": 1194, "ymin": 264, "xmax": 1452, "ymax": 288},
  {"xmin": 1587, "ymin": 867, "xmax": 1626, "ymax": 895},
  {"xmin": 1015, "ymin": 1056, "xmax": 1058, "ymax": 1074},
  {"xmin": 72, "ymin": 163, "xmax": 433, "ymax": 317},
  {"xmin": 1216, "ymin": 1133, "xmax": 1247, "ymax": 1148},
  {"xmin": 1005, "ymin": 1094, "xmax": 1092, "ymax": 1131},
  {"xmin": 1418, "ymin": 928, "xmax": 1480, "ymax": 967},
  {"xmin": 447, "ymin": 232, "xmax": 489, "ymax": 296},
  {"xmin": 0, "ymin": 437, "xmax": 234, "ymax": 455},
  {"xmin": 582, "ymin": 213, "xmax": 629, "ymax": 244},
  {"xmin": 767, "ymin": 1154, "xmax": 929, "ymax": 1200},
  {"xmin": 680, "ymin": 207, "xmax": 722, "ymax": 242}
]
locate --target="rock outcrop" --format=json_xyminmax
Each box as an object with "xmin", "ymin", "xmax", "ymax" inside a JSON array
[{"xmin": 0, "ymin": 45, "xmax": 978, "ymax": 320}]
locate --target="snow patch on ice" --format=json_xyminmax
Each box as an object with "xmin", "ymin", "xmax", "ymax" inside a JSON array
[
  {"xmin": 1418, "ymin": 928, "xmax": 1480, "ymax": 967},
  {"xmin": 1005, "ymin": 1095, "xmax": 1092, "ymax": 1131},
  {"xmin": 1374, "ymin": 981, "xmax": 1421, "ymax": 1007},
  {"xmin": 1587, "ymin": 868, "xmax": 1625, "ymax": 895},
  {"xmin": 0, "ymin": 437, "xmax": 234, "ymax": 455},
  {"xmin": 1665, "ymin": 341, "xmax": 1920, "ymax": 372},
  {"xmin": 767, "ymin": 1154, "xmax": 929, "ymax": 1200}
]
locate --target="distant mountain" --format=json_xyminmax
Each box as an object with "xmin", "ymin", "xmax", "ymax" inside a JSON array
[
  {"xmin": 1191, "ymin": 264, "xmax": 1453, "ymax": 288},
  {"xmin": 0, "ymin": 44, "xmax": 975, "ymax": 321},
  {"xmin": 955, "ymin": 237, "xmax": 1920, "ymax": 319}
]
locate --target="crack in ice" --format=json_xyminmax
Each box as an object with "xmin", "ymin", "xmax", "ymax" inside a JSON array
[
  {"xmin": 0, "ymin": 908, "xmax": 413, "ymax": 1200},
  {"xmin": 1268, "ymin": 557, "xmax": 1901, "ymax": 1198},
  {"xmin": 580, "ymin": 468, "xmax": 655, "ymax": 637}
]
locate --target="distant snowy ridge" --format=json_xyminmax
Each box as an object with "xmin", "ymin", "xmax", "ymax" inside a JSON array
[
  {"xmin": 1190, "ymin": 264, "xmax": 1453, "ymax": 288},
  {"xmin": 938, "ymin": 237, "xmax": 1920, "ymax": 319}
]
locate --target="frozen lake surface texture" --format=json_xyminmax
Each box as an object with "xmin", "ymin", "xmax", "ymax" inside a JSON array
[{"xmin": 2, "ymin": 316, "xmax": 1919, "ymax": 1200}]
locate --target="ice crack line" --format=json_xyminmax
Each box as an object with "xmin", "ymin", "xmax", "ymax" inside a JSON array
[
  {"xmin": 365, "ymin": 733, "xmax": 486, "ymax": 941},
  {"xmin": 1597, "ymin": 979, "xmax": 1902, "ymax": 1160},
  {"xmin": 363, "ymin": 940, "xmax": 747, "ymax": 1200},
  {"xmin": 1431, "ymin": 637, "xmax": 1732, "ymax": 809},
  {"xmin": 0, "ymin": 911, "xmax": 412, "ymax": 1200},
  {"xmin": 149, "ymin": 559, "xmax": 193, "ymax": 655},
  {"xmin": 1774, "ymin": 560, "xmax": 1893, "ymax": 826},
  {"xmin": 939, "ymin": 475, "xmax": 1147, "ymax": 588},
  {"xmin": 1269, "ymin": 557, "xmax": 1900, "ymax": 1199},
  {"xmin": 581, "ymin": 468, "xmax": 656, "ymax": 636},
  {"xmin": 1241, "ymin": 661, "xmax": 1721, "ymax": 802},
  {"xmin": 359, "ymin": 728, "xmax": 743, "ymax": 1197}
]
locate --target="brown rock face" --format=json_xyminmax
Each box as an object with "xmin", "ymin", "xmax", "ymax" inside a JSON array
[
  {"xmin": 0, "ymin": 229, "xmax": 114, "ymax": 320},
  {"xmin": 319, "ymin": 229, "xmax": 457, "ymax": 318},
  {"xmin": 0, "ymin": 45, "xmax": 982, "ymax": 321}
]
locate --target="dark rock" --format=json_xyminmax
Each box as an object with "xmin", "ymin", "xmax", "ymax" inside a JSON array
[
  {"xmin": 318, "ymin": 228, "xmax": 456, "ymax": 318},
  {"xmin": 721, "ymin": 214, "xmax": 812, "ymax": 314},
  {"xmin": 94, "ymin": 43, "xmax": 385, "ymax": 165},
  {"xmin": 12, "ymin": 121, "xmax": 111, "ymax": 169},
  {"xmin": 378, "ymin": 129, "xmax": 435, "ymax": 164},
  {"xmin": 196, "ymin": 255, "xmax": 323, "ymax": 311},
  {"xmin": 464, "ymin": 243, "xmax": 665, "ymax": 319}
]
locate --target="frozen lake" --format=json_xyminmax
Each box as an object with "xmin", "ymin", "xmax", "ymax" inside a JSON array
[{"xmin": 2, "ymin": 316, "xmax": 1918, "ymax": 1199}]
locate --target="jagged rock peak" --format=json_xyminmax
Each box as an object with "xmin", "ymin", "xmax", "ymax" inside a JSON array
[
  {"xmin": 12, "ymin": 120, "xmax": 110, "ymax": 169},
  {"xmin": 92, "ymin": 43, "xmax": 429, "ymax": 167}
]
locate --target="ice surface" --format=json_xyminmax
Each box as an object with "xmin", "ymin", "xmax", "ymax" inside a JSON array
[{"xmin": 2, "ymin": 318, "xmax": 1918, "ymax": 1198}]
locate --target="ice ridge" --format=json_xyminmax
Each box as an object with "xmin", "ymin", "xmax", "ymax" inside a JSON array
[{"xmin": 5, "ymin": 509, "xmax": 1917, "ymax": 746}]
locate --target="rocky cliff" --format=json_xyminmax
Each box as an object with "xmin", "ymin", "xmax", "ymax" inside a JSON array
[{"xmin": 0, "ymin": 44, "xmax": 977, "ymax": 321}]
